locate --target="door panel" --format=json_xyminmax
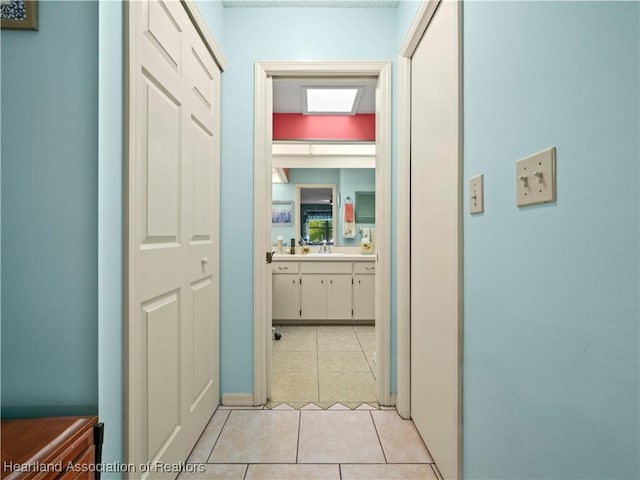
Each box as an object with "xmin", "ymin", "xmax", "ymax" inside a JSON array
[
  {"xmin": 146, "ymin": 0, "xmax": 183, "ymax": 69},
  {"xmin": 272, "ymin": 275, "xmax": 300, "ymax": 320},
  {"xmin": 326, "ymin": 275, "xmax": 352, "ymax": 320},
  {"xmin": 129, "ymin": 0, "xmax": 220, "ymax": 471},
  {"xmin": 301, "ymin": 275, "xmax": 326, "ymax": 320},
  {"xmin": 410, "ymin": 1, "xmax": 462, "ymax": 479},
  {"xmin": 353, "ymin": 274, "xmax": 375, "ymax": 320},
  {"xmin": 191, "ymin": 119, "xmax": 214, "ymax": 239},
  {"xmin": 144, "ymin": 291, "xmax": 181, "ymax": 461},
  {"xmin": 144, "ymin": 82, "xmax": 181, "ymax": 240}
]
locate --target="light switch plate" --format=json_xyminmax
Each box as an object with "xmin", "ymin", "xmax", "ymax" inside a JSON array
[
  {"xmin": 470, "ymin": 174, "xmax": 484, "ymax": 214},
  {"xmin": 516, "ymin": 147, "xmax": 556, "ymax": 207}
]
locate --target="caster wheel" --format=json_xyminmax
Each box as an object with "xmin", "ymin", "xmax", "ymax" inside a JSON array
[{"xmin": 274, "ymin": 332, "xmax": 282, "ymax": 340}]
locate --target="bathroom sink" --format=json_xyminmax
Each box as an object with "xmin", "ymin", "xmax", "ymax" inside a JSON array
[{"xmin": 305, "ymin": 252, "xmax": 346, "ymax": 257}]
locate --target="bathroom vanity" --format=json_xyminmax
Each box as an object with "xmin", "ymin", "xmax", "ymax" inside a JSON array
[{"xmin": 272, "ymin": 254, "xmax": 375, "ymax": 324}]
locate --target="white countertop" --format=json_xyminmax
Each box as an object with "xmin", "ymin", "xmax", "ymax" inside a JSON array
[{"xmin": 273, "ymin": 253, "xmax": 375, "ymax": 262}]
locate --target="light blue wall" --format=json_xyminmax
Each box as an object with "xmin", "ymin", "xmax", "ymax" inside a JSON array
[
  {"xmin": 463, "ymin": 2, "xmax": 640, "ymax": 479},
  {"xmin": 271, "ymin": 169, "xmax": 375, "ymax": 246},
  {"xmin": 219, "ymin": 7, "xmax": 397, "ymax": 395},
  {"xmin": 1, "ymin": 1, "xmax": 99, "ymax": 415},
  {"xmin": 339, "ymin": 169, "xmax": 375, "ymax": 246},
  {"xmin": 196, "ymin": 0, "xmax": 225, "ymax": 50}
]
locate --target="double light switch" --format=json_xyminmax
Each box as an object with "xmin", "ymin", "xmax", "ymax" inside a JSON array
[{"xmin": 516, "ymin": 147, "xmax": 556, "ymax": 207}]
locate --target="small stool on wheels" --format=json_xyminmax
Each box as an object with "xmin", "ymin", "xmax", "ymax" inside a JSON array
[{"xmin": 272, "ymin": 326, "xmax": 282, "ymax": 340}]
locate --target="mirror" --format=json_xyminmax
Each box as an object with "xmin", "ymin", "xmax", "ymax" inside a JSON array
[{"xmin": 272, "ymin": 168, "xmax": 375, "ymax": 248}]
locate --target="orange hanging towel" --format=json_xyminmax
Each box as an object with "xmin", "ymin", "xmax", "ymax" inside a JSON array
[{"xmin": 344, "ymin": 202, "xmax": 354, "ymax": 222}]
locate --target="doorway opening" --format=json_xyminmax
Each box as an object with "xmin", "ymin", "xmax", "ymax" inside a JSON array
[{"xmin": 253, "ymin": 62, "xmax": 392, "ymax": 408}]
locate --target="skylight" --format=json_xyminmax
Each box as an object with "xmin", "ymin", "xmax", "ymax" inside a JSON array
[{"xmin": 303, "ymin": 87, "xmax": 363, "ymax": 115}]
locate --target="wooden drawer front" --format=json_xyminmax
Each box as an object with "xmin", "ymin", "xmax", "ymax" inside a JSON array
[
  {"xmin": 2, "ymin": 417, "xmax": 97, "ymax": 480},
  {"xmin": 301, "ymin": 262, "xmax": 352, "ymax": 274},
  {"xmin": 354, "ymin": 263, "xmax": 375, "ymax": 274},
  {"xmin": 59, "ymin": 446, "xmax": 95, "ymax": 480},
  {"xmin": 273, "ymin": 263, "xmax": 299, "ymax": 273}
]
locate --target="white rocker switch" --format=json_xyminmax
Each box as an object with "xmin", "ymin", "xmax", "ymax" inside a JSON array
[
  {"xmin": 470, "ymin": 174, "xmax": 484, "ymax": 214},
  {"xmin": 516, "ymin": 146, "xmax": 556, "ymax": 207}
]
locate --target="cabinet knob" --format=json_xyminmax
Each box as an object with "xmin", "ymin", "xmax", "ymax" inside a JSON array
[{"xmin": 201, "ymin": 257, "xmax": 208, "ymax": 265}]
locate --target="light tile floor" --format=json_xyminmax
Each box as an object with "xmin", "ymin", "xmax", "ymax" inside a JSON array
[
  {"xmin": 269, "ymin": 326, "xmax": 377, "ymax": 408},
  {"xmin": 183, "ymin": 408, "xmax": 440, "ymax": 480}
]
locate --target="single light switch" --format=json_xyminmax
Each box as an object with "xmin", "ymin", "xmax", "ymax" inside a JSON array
[
  {"xmin": 469, "ymin": 174, "xmax": 484, "ymax": 214},
  {"xmin": 516, "ymin": 147, "xmax": 556, "ymax": 207}
]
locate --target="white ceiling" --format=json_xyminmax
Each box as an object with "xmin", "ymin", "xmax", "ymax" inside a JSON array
[
  {"xmin": 223, "ymin": 1, "xmax": 399, "ymax": 7},
  {"xmin": 300, "ymin": 187, "xmax": 333, "ymax": 204},
  {"xmin": 273, "ymin": 77, "xmax": 377, "ymax": 114}
]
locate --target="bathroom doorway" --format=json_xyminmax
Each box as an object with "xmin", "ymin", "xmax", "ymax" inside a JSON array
[{"xmin": 253, "ymin": 62, "xmax": 392, "ymax": 408}]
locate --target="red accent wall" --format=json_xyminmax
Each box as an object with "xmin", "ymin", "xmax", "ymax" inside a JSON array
[{"xmin": 273, "ymin": 113, "xmax": 375, "ymax": 141}]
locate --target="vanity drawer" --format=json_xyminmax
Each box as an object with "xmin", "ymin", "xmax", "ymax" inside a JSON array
[
  {"xmin": 273, "ymin": 263, "xmax": 299, "ymax": 273},
  {"xmin": 301, "ymin": 262, "xmax": 352, "ymax": 274},
  {"xmin": 354, "ymin": 263, "xmax": 376, "ymax": 274}
]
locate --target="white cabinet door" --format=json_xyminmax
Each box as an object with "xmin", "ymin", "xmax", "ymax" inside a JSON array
[
  {"xmin": 326, "ymin": 275, "xmax": 353, "ymax": 320},
  {"xmin": 353, "ymin": 274, "xmax": 375, "ymax": 320},
  {"xmin": 272, "ymin": 274, "xmax": 300, "ymax": 320},
  {"xmin": 301, "ymin": 275, "xmax": 327, "ymax": 320}
]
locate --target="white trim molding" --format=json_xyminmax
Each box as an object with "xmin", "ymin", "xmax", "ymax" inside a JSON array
[
  {"xmin": 222, "ymin": 393, "xmax": 255, "ymax": 407},
  {"xmin": 396, "ymin": 0, "xmax": 442, "ymax": 421},
  {"xmin": 253, "ymin": 63, "xmax": 271, "ymax": 405},
  {"xmin": 254, "ymin": 61, "xmax": 393, "ymax": 407},
  {"xmin": 395, "ymin": 54, "xmax": 412, "ymax": 420},
  {"xmin": 181, "ymin": 0, "xmax": 226, "ymax": 71},
  {"xmin": 396, "ymin": 0, "xmax": 464, "ymax": 477}
]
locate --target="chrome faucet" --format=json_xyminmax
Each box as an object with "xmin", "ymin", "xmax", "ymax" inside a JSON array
[{"xmin": 319, "ymin": 240, "xmax": 332, "ymax": 254}]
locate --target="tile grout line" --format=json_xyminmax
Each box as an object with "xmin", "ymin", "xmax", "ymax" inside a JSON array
[
  {"xmin": 369, "ymin": 410, "xmax": 388, "ymax": 464},
  {"xmin": 354, "ymin": 326, "xmax": 375, "ymax": 379},
  {"xmin": 202, "ymin": 409, "xmax": 232, "ymax": 464},
  {"xmin": 295, "ymin": 410, "xmax": 301, "ymax": 464},
  {"xmin": 316, "ymin": 327, "xmax": 320, "ymax": 403}
]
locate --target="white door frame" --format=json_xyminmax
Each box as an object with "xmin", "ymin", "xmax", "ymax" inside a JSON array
[
  {"xmin": 396, "ymin": 0, "xmax": 463, "ymax": 475},
  {"xmin": 253, "ymin": 61, "xmax": 392, "ymax": 406},
  {"xmin": 396, "ymin": 0, "xmax": 442, "ymax": 422}
]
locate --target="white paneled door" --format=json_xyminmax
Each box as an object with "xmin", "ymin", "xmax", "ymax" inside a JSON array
[
  {"xmin": 410, "ymin": 1, "xmax": 462, "ymax": 479},
  {"xmin": 127, "ymin": 0, "xmax": 220, "ymax": 474}
]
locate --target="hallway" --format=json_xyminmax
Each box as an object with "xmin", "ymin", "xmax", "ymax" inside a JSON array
[{"xmin": 182, "ymin": 407, "xmax": 439, "ymax": 479}]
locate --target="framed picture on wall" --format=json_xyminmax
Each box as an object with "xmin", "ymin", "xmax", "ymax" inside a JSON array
[
  {"xmin": 1, "ymin": 0, "xmax": 38, "ymax": 30},
  {"xmin": 272, "ymin": 201, "xmax": 293, "ymax": 225}
]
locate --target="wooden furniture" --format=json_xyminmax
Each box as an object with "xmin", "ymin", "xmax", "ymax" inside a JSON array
[{"xmin": 1, "ymin": 416, "xmax": 101, "ymax": 480}]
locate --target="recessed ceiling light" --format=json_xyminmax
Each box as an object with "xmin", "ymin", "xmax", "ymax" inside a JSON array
[{"xmin": 303, "ymin": 87, "xmax": 363, "ymax": 115}]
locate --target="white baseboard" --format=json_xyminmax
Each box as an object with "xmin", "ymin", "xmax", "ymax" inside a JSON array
[{"xmin": 221, "ymin": 393, "xmax": 255, "ymax": 406}]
